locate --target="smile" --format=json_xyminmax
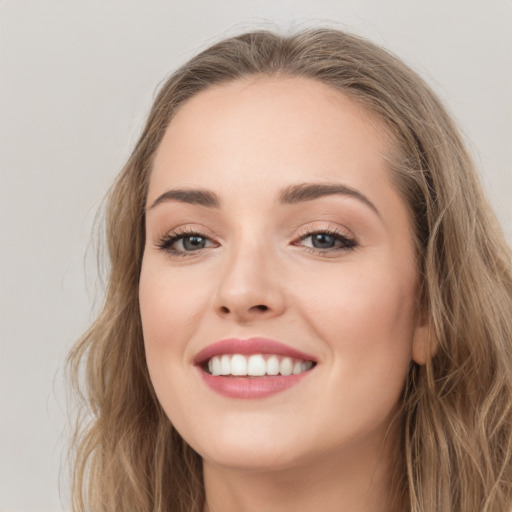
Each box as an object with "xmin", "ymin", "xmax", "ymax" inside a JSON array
[{"xmin": 194, "ymin": 338, "xmax": 317, "ymax": 399}]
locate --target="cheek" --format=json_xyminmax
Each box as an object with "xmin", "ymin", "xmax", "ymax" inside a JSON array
[
  {"xmin": 340, "ymin": 277, "xmax": 414, "ymax": 347},
  {"xmin": 139, "ymin": 260, "xmax": 208, "ymax": 348},
  {"xmin": 138, "ymin": 261, "xmax": 211, "ymax": 434},
  {"xmin": 139, "ymin": 261, "xmax": 203, "ymax": 389},
  {"xmin": 298, "ymin": 255, "xmax": 416, "ymax": 329},
  {"xmin": 295, "ymin": 260, "xmax": 417, "ymax": 393}
]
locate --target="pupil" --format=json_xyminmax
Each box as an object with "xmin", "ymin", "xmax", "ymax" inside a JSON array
[
  {"xmin": 312, "ymin": 233, "xmax": 335, "ymax": 249},
  {"xmin": 183, "ymin": 236, "xmax": 205, "ymax": 250}
]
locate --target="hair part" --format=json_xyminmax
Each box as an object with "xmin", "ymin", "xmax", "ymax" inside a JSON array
[{"xmin": 68, "ymin": 28, "xmax": 512, "ymax": 512}]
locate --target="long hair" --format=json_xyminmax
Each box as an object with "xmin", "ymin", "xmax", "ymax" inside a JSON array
[{"xmin": 68, "ymin": 29, "xmax": 512, "ymax": 512}]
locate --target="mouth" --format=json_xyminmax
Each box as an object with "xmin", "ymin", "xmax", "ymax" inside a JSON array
[{"xmin": 194, "ymin": 338, "xmax": 317, "ymax": 399}]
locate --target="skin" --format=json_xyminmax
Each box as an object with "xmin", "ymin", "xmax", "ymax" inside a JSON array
[{"xmin": 140, "ymin": 77, "xmax": 429, "ymax": 512}]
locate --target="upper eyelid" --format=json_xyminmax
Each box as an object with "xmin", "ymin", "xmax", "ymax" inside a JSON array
[
  {"xmin": 292, "ymin": 224, "xmax": 358, "ymax": 249},
  {"xmin": 293, "ymin": 224, "xmax": 355, "ymax": 240},
  {"xmin": 157, "ymin": 224, "xmax": 353, "ymax": 238},
  {"xmin": 295, "ymin": 231, "xmax": 356, "ymax": 246},
  {"xmin": 159, "ymin": 228, "xmax": 217, "ymax": 241},
  {"xmin": 157, "ymin": 224, "xmax": 217, "ymax": 239},
  {"xmin": 154, "ymin": 223, "xmax": 357, "ymax": 246}
]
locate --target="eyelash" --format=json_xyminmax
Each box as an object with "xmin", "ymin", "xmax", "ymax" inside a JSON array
[
  {"xmin": 293, "ymin": 228, "xmax": 357, "ymax": 256},
  {"xmin": 156, "ymin": 227, "xmax": 218, "ymax": 258},
  {"xmin": 155, "ymin": 227, "xmax": 357, "ymax": 258}
]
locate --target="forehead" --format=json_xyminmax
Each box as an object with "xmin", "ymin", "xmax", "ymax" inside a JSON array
[{"xmin": 149, "ymin": 76, "xmax": 394, "ymax": 200}]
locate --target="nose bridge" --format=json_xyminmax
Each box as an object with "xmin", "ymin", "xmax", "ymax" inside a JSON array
[{"xmin": 214, "ymin": 227, "xmax": 285, "ymax": 320}]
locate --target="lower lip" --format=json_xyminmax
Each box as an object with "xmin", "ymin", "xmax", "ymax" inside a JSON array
[{"xmin": 198, "ymin": 369, "xmax": 311, "ymax": 399}]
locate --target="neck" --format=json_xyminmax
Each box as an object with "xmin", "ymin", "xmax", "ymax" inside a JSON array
[{"xmin": 202, "ymin": 432, "xmax": 402, "ymax": 512}]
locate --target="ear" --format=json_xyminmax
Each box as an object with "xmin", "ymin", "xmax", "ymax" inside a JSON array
[{"xmin": 411, "ymin": 313, "xmax": 436, "ymax": 365}]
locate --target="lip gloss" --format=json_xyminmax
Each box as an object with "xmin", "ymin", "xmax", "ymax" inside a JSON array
[
  {"xmin": 198, "ymin": 371, "xmax": 310, "ymax": 399},
  {"xmin": 194, "ymin": 338, "xmax": 316, "ymax": 399}
]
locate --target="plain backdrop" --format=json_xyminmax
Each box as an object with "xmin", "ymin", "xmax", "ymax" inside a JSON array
[{"xmin": 1, "ymin": 1, "xmax": 510, "ymax": 511}]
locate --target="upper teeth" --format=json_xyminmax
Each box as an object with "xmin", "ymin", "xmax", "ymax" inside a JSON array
[{"xmin": 207, "ymin": 354, "xmax": 314, "ymax": 377}]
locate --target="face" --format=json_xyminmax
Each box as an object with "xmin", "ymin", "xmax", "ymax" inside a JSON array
[{"xmin": 140, "ymin": 77, "xmax": 427, "ymax": 473}]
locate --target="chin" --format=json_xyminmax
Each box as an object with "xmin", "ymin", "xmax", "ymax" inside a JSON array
[
  {"xmin": 201, "ymin": 442, "xmax": 309, "ymax": 473},
  {"xmin": 182, "ymin": 417, "xmax": 315, "ymax": 472}
]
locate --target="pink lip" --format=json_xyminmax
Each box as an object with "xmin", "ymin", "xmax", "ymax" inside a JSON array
[
  {"xmin": 199, "ymin": 372, "xmax": 310, "ymax": 399},
  {"xmin": 194, "ymin": 338, "xmax": 316, "ymax": 399}
]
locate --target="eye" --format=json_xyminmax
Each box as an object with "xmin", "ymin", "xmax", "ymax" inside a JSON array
[
  {"xmin": 295, "ymin": 229, "xmax": 357, "ymax": 254},
  {"xmin": 179, "ymin": 235, "xmax": 209, "ymax": 251},
  {"xmin": 156, "ymin": 230, "xmax": 219, "ymax": 255},
  {"xmin": 308, "ymin": 233, "xmax": 340, "ymax": 249}
]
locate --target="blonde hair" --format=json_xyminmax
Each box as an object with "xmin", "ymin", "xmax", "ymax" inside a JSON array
[{"xmin": 68, "ymin": 29, "xmax": 512, "ymax": 512}]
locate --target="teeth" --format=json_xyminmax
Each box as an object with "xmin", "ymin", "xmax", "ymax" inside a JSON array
[
  {"xmin": 231, "ymin": 354, "xmax": 247, "ymax": 376},
  {"xmin": 206, "ymin": 354, "xmax": 314, "ymax": 377},
  {"xmin": 292, "ymin": 360, "xmax": 303, "ymax": 375},
  {"xmin": 220, "ymin": 354, "xmax": 230, "ymax": 375},
  {"xmin": 212, "ymin": 356, "xmax": 222, "ymax": 376},
  {"xmin": 266, "ymin": 355, "xmax": 280, "ymax": 375},
  {"xmin": 247, "ymin": 354, "xmax": 266, "ymax": 376},
  {"xmin": 280, "ymin": 357, "xmax": 293, "ymax": 376}
]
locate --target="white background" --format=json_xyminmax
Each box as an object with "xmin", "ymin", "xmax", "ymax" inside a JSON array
[{"xmin": 1, "ymin": 1, "xmax": 510, "ymax": 510}]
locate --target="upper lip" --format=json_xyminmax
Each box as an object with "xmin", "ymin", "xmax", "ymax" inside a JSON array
[{"xmin": 193, "ymin": 337, "xmax": 317, "ymax": 365}]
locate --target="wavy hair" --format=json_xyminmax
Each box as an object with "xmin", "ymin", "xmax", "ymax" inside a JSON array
[{"xmin": 68, "ymin": 28, "xmax": 512, "ymax": 512}]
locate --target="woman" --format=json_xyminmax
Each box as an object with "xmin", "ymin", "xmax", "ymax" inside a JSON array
[{"xmin": 68, "ymin": 29, "xmax": 512, "ymax": 512}]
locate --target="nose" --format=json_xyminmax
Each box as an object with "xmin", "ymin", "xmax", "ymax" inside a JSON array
[{"xmin": 213, "ymin": 240, "xmax": 286, "ymax": 323}]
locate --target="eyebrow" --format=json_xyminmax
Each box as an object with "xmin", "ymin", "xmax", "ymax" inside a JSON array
[
  {"xmin": 149, "ymin": 188, "xmax": 220, "ymax": 209},
  {"xmin": 279, "ymin": 183, "xmax": 380, "ymax": 217},
  {"xmin": 148, "ymin": 182, "xmax": 379, "ymax": 216}
]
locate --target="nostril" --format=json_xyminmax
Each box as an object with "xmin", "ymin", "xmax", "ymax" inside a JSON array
[
  {"xmin": 253, "ymin": 305, "xmax": 269, "ymax": 312},
  {"xmin": 220, "ymin": 306, "xmax": 230, "ymax": 314}
]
